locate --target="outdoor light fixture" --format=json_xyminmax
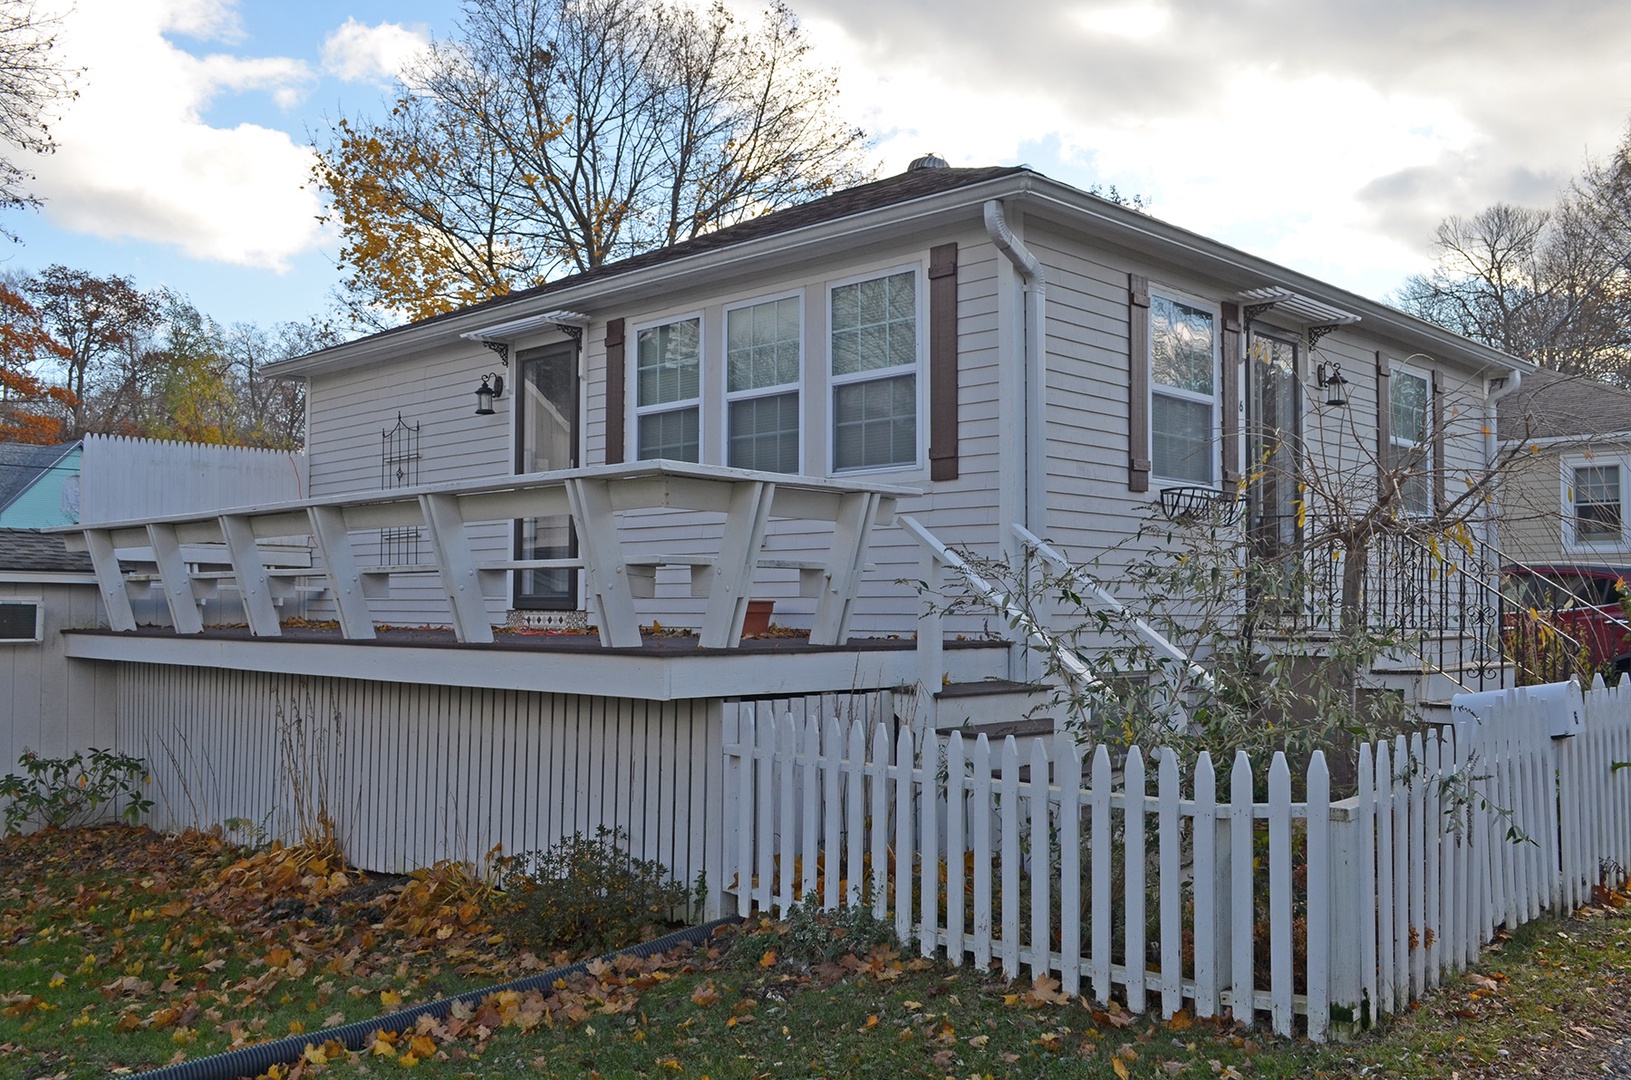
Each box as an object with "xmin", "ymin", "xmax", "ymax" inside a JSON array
[
  {"xmin": 474, "ymin": 373, "xmax": 505, "ymax": 416},
  {"xmin": 1315, "ymin": 361, "xmax": 1348, "ymax": 408}
]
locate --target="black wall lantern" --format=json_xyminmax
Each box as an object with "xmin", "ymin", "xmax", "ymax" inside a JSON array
[
  {"xmin": 474, "ymin": 373, "xmax": 505, "ymax": 415},
  {"xmin": 1315, "ymin": 360, "xmax": 1348, "ymax": 408}
]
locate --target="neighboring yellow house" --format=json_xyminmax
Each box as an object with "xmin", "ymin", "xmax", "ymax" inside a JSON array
[{"xmin": 1498, "ymin": 368, "xmax": 1631, "ymax": 566}]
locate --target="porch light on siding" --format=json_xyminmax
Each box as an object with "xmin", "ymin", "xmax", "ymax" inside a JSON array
[
  {"xmin": 1315, "ymin": 361, "xmax": 1348, "ymax": 408},
  {"xmin": 474, "ymin": 373, "xmax": 505, "ymax": 415}
]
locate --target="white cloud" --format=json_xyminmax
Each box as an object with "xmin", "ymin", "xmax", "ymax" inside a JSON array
[
  {"xmin": 321, "ymin": 18, "xmax": 431, "ymax": 85},
  {"xmin": 27, "ymin": 0, "xmax": 325, "ymax": 271}
]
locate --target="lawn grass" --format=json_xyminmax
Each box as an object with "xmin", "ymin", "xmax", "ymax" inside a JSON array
[{"xmin": 3, "ymin": 825, "xmax": 1628, "ymax": 1079}]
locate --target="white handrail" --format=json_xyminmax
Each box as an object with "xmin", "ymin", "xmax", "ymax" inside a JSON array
[
  {"xmin": 897, "ymin": 514, "xmax": 1101, "ymax": 695},
  {"xmin": 1010, "ymin": 523, "xmax": 1215, "ymax": 692}
]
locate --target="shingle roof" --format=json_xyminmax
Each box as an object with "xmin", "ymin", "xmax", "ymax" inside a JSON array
[
  {"xmin": 1497, "ymin": 368, "xmax": 1631, "ymax": 442},
  {"xmin": 0, "ymin": 529, "xmax": 92, "ymax": 573},
  {"xmin": 352, "ymin": 165, "xmax": 1028, "ymax": 342},
  {"xmin": 0, "ymin": 442, "xmax": 75, "ymax": 514}
]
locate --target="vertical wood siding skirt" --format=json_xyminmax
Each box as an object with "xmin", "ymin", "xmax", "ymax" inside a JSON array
[
  {"xmin": 1128, "ymin": 274, "xmax": 1152, "ymax": 492},
  {"xmin": 929, "ymin": 242, "xmax": 960, "ymax": 482},
  {"xmin": 604, "ymin": 319, "xmax": 626, "ymax": 465},
  {"xmin": 1220, "ymin": 303, "xmax": 1242, "ymax": 486}
]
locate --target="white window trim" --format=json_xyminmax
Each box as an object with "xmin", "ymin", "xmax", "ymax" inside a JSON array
[
  {"xmin": 1148, "ymin": 286, "xmax": 1221, "ymax": 487},
  {"xmin": 826, "ymin": 263, "xmax": 927, "ymax": 476},
  {"xmin": 1389, "ymin": 362, "xmax": 1434, "ymax": 516},
  {"xmin": 631, "ymin": 310, "xmax": 705, "ymax": 462},
  {"xmin": 1561, "ymin": 452, "xmax": 1630, "ymax": 553},
  {"xmin": 0, "ymin": 598, "xmax": 44, "ymax": 643},
  {"xmin": 722, "ymin": 291, "xmax": 804, "ymax": 473}
]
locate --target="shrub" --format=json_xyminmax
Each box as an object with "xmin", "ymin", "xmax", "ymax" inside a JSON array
[
  {"xmin": 751, "ymin": 892, "xmax": 898, "ymax": 967},
  {"xmin": 0, "ymin": 748, "xmax": 154, "ymax": 836},
  {"xmin": 497, "ymin": 827, "xmax": 690, "ymax": 955}
]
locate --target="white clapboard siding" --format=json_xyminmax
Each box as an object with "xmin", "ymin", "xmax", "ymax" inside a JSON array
[
  {"xmin": 725, "ymin": 680, "xmax": 1631, "ymax": 1040},
  {"xmin": 116, "ymin": 664, "xmax": 729, "ymax": 913}
]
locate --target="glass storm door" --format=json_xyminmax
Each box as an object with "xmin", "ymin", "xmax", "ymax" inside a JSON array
[
  {"xmin": 514, "ymin": 342, "xmax": 578, "ymax": 608},
  {"xmin": 1246, "ymin": 332, "xmax": 1301, "ymax": 611}
]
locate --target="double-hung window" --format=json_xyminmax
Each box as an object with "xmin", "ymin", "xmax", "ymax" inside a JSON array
[
  {"xmin": 1388, "ymin": 368, "xmax": 1432, "ymax": 515},
  {"xmin": 1569, "ymin": 461, "xmax": 1624, "ymax": 546},
  {"xmin": 635, "ymin": 316, "xmax": 701, "ymax": 461},
  {"xmin": 831, "ymin": 269, "xmax": 919, "ymax": 471},
  {"xmin": 727, "ymin": 296, "xmax": 801, "ymax": 472},
  {"xmin": 1150, "ymin": 293, "xmax": 1218, "ymax": 484}
]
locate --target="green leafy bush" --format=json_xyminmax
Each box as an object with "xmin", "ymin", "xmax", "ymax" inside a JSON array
[
  {"xmin": 751, "ymin": 892, "xmax": 898, "ymax": 967},
  {"xmin": 497, "ymin": 826, "xmax": 690, "ymax": 955},
  {"xmin": 0, "ymin": 748, "xmax": 154, "ymax": 835}
]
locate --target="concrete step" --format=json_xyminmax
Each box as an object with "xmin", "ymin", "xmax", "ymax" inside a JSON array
[{"xmin": 932, "ymin": 678, "xmax": 1057, "ymax": 732}]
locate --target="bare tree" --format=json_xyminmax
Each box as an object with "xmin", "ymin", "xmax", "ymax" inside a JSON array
[
  {"xmin": 0, "ymin": 0, "xmax": 74, "ymax": 232},
  {"xmin": 313, "ymin": 0, "xmax": 872, "ymax": 323}
]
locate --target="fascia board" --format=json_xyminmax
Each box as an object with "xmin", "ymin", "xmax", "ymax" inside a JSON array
[
  {"xmin": 0, "ymin": 571, "xmax": 96, "ymax": 584},
  {"xmin": 1502, "ymin": 430, "xmax": 1631, "ymax": 450},
  {"xmin": 267, "ymin": 175, "xmax": 1034, "ymax": 380},
  {"xmin": 1013, "ymin": 178, "xmax": 1533, "ymax": 377}
]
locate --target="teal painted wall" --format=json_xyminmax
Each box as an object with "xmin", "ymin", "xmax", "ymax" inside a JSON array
[{"xmin": 0, "ymin": 446, "xmax": 81, "ymax": 528}]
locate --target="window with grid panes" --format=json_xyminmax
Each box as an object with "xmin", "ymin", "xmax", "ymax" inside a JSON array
[
  {"xmin": 1572, "ymin": 463, "xmax": 1622, "ymax": 543},
  {"xmin": 831, "ymin": 270, "xmax": 918, "ymax": 471},
  {"xmin": 635, "ymin": 317, "xmax": 700, "ymax": 461},
  {"xmin": 1150, "ymin": 293, "xmax": 1218, "ymax": 484},
  {"xmin": 726, "ymin": 296, "xmax": 800, "ymax": 472},
  {"xmin": 1388, "ymin": 369, "xmax": 1432, "ymax": 515}
]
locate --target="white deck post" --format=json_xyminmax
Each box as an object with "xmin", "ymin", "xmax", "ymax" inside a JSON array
[
  {"xmin": 418, "ymin": 492, "xmax": 494, "ymax": 644},
  {"xmin": 809, "ymin": 491, "xmax": 883, "ymax": 646},
  {"xmin": 84, "ymin": 528, "xmax": 136, "ymax": 632},
  {"xmin": 565, "ymin": 477, "xmax": 642, "ymax": 648},
  {"xmin": 306, "ymin": 504, "xmax": 375, "ymax": 640},
  {"xmin": 218, "ymin": 513, "xmax": 281, "ymax": 637},
  {"xmin": 698, "ymin": 479, "xmax": 774, "ymax": 648},
  {"xmin": 146, "ymin": 522, "xmax": 204, "ymax": 634}
]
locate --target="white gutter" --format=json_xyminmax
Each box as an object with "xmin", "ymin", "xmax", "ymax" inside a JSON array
[{"xmin": 984, "ymin": 199, "xmax": 1047, "ymax": 534}]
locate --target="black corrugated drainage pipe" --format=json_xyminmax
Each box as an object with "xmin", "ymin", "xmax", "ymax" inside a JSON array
[{"xmin": 131, "ymin": 917, "xmax": 740, "ymax": 1080}]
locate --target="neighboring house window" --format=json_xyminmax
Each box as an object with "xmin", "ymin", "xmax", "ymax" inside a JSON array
[
  {"xmin": 635, "ymin": 316, "xmax": 701, "ymax": 461},
  {"xmin": 1388, "ymin": 368, "xmax": 1432, "ymax": 515},
  {"xmin": 831, "ymin": 269, "xmax": 919, "ymax": 471},
  {"xmin": 1569, "ymin": 461, "xmax": 1624, "ymax": 545},
  {"xmin": 1150, "ymin": 292, "xmax": 1218, "ymax": 484},
  {"xmin": 726, "ymin": 295, "xmax": 801, "ymax": 472}
]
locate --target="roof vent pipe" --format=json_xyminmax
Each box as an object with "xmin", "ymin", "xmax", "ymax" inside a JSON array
[{"xmin": 908, "ymin": 153, "xmax": 949, "ymax": 171}]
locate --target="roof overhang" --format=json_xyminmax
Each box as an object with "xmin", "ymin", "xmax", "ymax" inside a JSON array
[{"xmin": 269, "ymin": 169, "xmax": 1533, "ymax": 382}]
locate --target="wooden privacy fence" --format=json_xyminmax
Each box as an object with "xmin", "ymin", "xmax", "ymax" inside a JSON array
[{"xmin": 721, "ymin": 680, "xmax": 1631, "ymax": 1040}]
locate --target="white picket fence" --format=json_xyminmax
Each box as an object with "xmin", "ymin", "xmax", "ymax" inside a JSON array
[{"xmin": 721, "ymin": 679, "xmax": 1631, "ymax": 1040}]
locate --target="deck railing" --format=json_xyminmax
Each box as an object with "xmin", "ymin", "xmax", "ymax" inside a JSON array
[{"xmin": 66, "ymin": 460, "xmax": 907, "ymax": 650}]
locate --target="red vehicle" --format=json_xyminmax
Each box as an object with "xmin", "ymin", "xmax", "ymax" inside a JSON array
[{"xmin": 1502, "ymin": 564, "xmax": 1631, "ymax": 678}]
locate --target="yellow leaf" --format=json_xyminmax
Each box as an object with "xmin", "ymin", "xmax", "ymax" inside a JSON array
[
  {"xmin": 864, "ymin": 1014, "xmax": 879, "ymax": 1030},
  {"xmin": 1112, "ymin": 1058, "xmax": 1130, "ymax": 1080},
  {"xmin": 399, "ymin": 1051, "xmax": 419, "ymax": 1068},
  {"xmin": 410, "ymin": 1034, "xmax": 437, "ymax": 1057},
  {"xmin": 303, "ymin": 1044, "xmax": 328, "ymax": 1065},
  {"xmin": 759, "ymin": 950, "xmax": 777, "ymax": 969},
  {"xmin": 371, "ymin": 1035, "xmax": 397, "ymax": 1057},
  {"xmin": 380, "ymin": 989, "xmax": 403, "ymax": 1007}
]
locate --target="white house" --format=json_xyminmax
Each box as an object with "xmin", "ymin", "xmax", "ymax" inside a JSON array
[{"xmin": 57, "ymin": 162, "xmax": 1531, "ymax": 901}]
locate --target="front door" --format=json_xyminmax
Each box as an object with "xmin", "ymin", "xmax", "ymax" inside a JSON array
[
  {"xmin": 514, "ymin": 341, "xmax": 578, "ymax": 609},
  {"xmin": 1246, "ymin": 331, "xmax": 1301, "ymax": 612}
]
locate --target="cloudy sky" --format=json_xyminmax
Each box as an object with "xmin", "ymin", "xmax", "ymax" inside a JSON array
[{"xmin": 9, "ymin": 0, "xmax": 1631, "ymax": 330}]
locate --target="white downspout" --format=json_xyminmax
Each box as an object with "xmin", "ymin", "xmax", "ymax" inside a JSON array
[
  {"xmin": 1483, "ymin": 368, "xmax": 1523, "ymax": 556},
  {"xmin": 985, "ymin": 199, "xmax": 1048, "ymax": 685},
  {"xmin": 984, "ymin": 200, "xmax": 1047, "ymax": 535}
]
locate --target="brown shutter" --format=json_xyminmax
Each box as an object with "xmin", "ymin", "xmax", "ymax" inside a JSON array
[
  {"xmin": 928, "ymin": 242, "xmax": 960, "ymax": 481},
  {"xmin": 1128, "ymin": 274, "xmax": 1151, "ymax": 492},
  {"xmin": 1220, "ymin": 302, "xmax": 1241, "ymax": 486},
  {"xmin": 1375, "ymin": 352, "xmax": 1391, "ymax": 503},
  {"xmin": 1431, "ymin": 367, "xmax": 1446, "ymax": 512},
  {"xmin": 604, "ymin": 318, "xmax": 625, "ymax": 465}
]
